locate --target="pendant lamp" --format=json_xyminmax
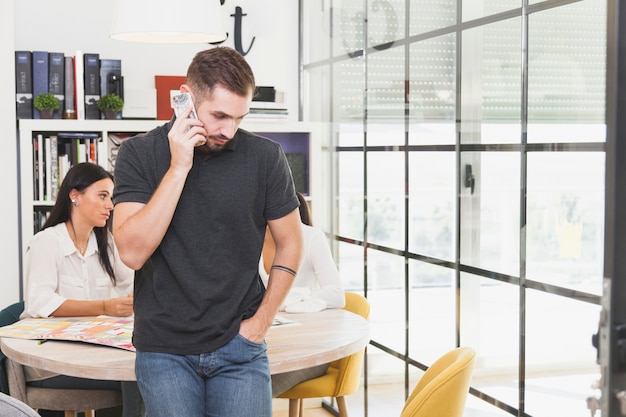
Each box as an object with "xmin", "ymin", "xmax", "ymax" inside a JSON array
[{"xmin": 110, "ymin": 0, "xmax": 226, "ymax": 44}]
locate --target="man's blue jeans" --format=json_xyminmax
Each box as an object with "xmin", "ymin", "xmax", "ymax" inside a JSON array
[{"xmin": 135, "ymin": 334, "xmax": 271, "ymax": 417}]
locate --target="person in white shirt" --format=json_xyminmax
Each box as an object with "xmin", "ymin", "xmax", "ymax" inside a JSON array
[
  {"xmin": 260, "ymin": 192, "xmax": 345, "ymax": 396},
  {"xmin": 259, "ymin": 192, "xmax": 344, "ymax": 312},
  {"xmin": 21, "ymin": 162, "xmax": 144, "ymax": 417}
]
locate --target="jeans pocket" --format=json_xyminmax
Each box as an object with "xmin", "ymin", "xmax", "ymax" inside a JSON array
[
  {"xmin": 221, "ymin": 334, "xmax": 268, "ymax": 366},
  {"xmin": 235, "ymin": 332, "xmax": 265, "ymax": 348}
]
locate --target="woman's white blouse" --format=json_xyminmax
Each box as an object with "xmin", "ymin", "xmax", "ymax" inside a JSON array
[
  {"xmin": 259, "ymin": 223, "xmax": 345, "ymax": 310},
  {"xmin": 21, "ymin": 223, "xmax": 133, "ymax": 319}
]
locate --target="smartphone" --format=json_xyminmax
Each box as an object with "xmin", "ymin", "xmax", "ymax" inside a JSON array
[{"xmin": 171, "ymin": 92, "xmax": 198, "ymax": 119}]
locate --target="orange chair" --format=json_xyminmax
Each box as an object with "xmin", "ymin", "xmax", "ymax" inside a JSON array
[
  {"xmin": 400, "ymin": 347, "xmax": 476, "ymax": 417},
  {"xmin": 277, "ymin": 292, "xmax": 370, "ymax": 417}
]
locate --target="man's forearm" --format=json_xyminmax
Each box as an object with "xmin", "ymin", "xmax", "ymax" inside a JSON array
[
  {"xmin": 259, "ymin": 268, "xmax": 296, "ymax": 324},
  {"xmin": 114, "ymin": 167, "xmax": 188, "ymax": 269}
]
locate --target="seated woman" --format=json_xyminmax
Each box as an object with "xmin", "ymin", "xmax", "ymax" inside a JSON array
[
  {"xmin": 260, "ymin": 192, "xmax": 345, "ymax": 396},
  {"xmin": 21, "ymin": 163, "xmax": 145, "ymax": 417}
]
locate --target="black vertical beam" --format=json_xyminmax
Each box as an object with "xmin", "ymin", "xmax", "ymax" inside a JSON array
[
  {"xmin": 604, "ymin": 0, "xmax": 626, "ymax": 415},
  {"xmin": 519, "ymin": 0, "xmax": 529, "ymax": 415}
]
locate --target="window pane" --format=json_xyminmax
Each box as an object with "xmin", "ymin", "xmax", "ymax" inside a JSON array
[
  {"xmin": 334, "ymin": 0, "xmax": 366, "ymax": 57},
  {"xmin": 481, "ymin": 18, "xmax": 522, "ymax": 126},
  {"xmin": 365, "ymin": 345, "xmax": 408, "ymax": 416},
  {"xmin": 409, "ymin": 122, "xmax": 456, "ymax": 145},
  {"xmin": 410, "ymin": 0, "xmax": 455, "ymax": 36},
  {"xmin": 527, "ymin": 0, "xmax": 606, "ymax": 140},
  {"xmin": 462, "ymin": 274, "xmax": 520, "ymax": 410},
  {"xmin": 338, "ymin": 121, "xmax": 365, "ymax": 147},
  {"xmin": 461, "ymin": 19, "xmax": 522, "ymax": 144},
  {"xmin": 367, "ymin": 46, "xmax": 405, "ymax": 128},
  {"xmin": 335, "ymin": 58, "xmax": 365, "ymax": 122},
  {"xmin": 368, "ymin": 121, "xmax": 405, "ymax": 146},
  {"xmin": 368, "ymin": 151, "xmax": 405, "ymax": 250},
  {"xmin": 337, "ymin": 241, "xmax": 364, "ymax": 292},
  {"xmin": 409, "ymin": 34, "xmax": 456, "ymax": 127},
  {"xmin": 409, "ymin": 260, "xmax": 456, "ymax": 361},
  {"xmin": 465, "ymin": 395, "xmax": 514, "ymax": 417},
  {"xmin": 301, "ymin": 0, "xmax": 330, "ymax": 64},
  {"xmin": 524, "ymin": 289, "xmax": 601, "ymax": 417},
  {"xmin": 526, "ymin": 153, "xmax": 605, "ymax": 295},
  {"xmin": 337, "ymin": 152, "xmax": 364, "ymax": 241},
  {"xmin": 408, "ymin": 152, "xmax": 455, "ymax": 261},
  {"xmin": 303, "ymin": 65, "xmax": 331, "ymax": 123},
  {"xmin": 367, "ymin": 246, "xmax": 405, "ymax": 291},
  {"xmin": 462, "ymin": 0, "xmax": 521, "ymax": 22},
  {"xmin": 460, "ymin": 152, "xmax": 520, "ymax": 276},
  {"xmin": 368, "ymin": 251, "xmax": 406, "ymax": 354},
  {"xmin": 367, "ymin": 0, "xmax": 405, "ymax": 49}
]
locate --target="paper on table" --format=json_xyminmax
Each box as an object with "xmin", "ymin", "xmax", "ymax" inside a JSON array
[
  {"xmin": 0, "ymin": 315, "xmax": 135, "ymax": 351},
  {"xmin": 272, "ymin": 315, "xmax": 299, "ymax": 327}
]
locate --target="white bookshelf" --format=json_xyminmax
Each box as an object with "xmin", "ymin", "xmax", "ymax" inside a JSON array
[
  {"xmin": 18, "ymin": 119, "xmax": 161, "ymax": 262},
  {"xmin": 18, "ymin": 119, "xmax": 320, "ymax": 268}
]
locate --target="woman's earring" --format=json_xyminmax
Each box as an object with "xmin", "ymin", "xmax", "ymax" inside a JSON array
[{"xmin": 72, "ymin": 200, "xmax": 79, "ymax": 207}]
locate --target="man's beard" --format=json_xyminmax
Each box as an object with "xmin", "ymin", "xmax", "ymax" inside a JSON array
[{"xmin": 196, "ymin": 140, "xmax": 226, "ymax": 154}]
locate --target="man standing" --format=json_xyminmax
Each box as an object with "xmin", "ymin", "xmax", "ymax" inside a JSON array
[{"xmin": 112, "ymin": 47, "xmax": 302, "ymax": 417}]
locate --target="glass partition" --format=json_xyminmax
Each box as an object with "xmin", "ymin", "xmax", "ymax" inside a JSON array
[{"xmin": 302, "ymin": 0, "xmax": 607, "ymax": 414}]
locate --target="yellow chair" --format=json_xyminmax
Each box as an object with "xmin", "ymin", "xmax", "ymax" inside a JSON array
[
  {"xmin": 400, "ymin": 346, "xmax": 476, "ymax": 417},
  {"xmin": 277, "ymin": 292, "xmax": 370, "ymax": 417}
]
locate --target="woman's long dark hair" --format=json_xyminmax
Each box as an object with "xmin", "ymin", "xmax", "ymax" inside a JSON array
[
  {"xmin": 43, "ymin": 162, "xmax": 116, "ymax": 282},
  {"xmin": 296, "ymin": 192, "xmax": 312, "ymax": 226}
]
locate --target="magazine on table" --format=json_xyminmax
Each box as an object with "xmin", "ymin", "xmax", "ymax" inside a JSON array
[
  {"xmin": 0, "ymin": 313, "xmax": 299, "ymax": 351},
  {"xmin": 0, "ymin": 315, "xmax": 135, "ymax": 351}
]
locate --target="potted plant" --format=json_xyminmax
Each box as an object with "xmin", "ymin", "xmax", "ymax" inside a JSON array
[
  {"xmin": 33, "ymin": 93, "xmax": 60, "ymax": 119},
  {"xmin": 97, "ymin": 94, "xmax": 124, "ymax": 120}
]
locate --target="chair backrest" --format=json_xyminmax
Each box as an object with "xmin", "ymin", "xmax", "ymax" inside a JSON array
[
  {"xmin": 6, "ymin": 359, "xmax": 29, "ymax": 404},
  {"xmin": 0, "ymin": 302, "xmax": 25, "ymax": 395},
  {"xmin": 344, "ymin": 292, "xmax": 371, "ymax": 320},
  {"xmin": 0, "ymin": 392, "xmax": 40, "ymax": 417},
  {"xmin": 400, "ymin": 346, "xmax": 476, "ymax": 417},
  {"xmin": 331, "ymin": 292, "xmax": 370, "ymax": 397},
  {"xmin": 0, "ymin": 302, "xmax": 24, "ymax": 328},
  {"xmin": 0, "ymin": 302, "xmax": 123, "ymax": 413}
]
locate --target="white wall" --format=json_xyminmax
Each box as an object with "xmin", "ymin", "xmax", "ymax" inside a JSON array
[
  {"xmin": 5, "ymin": 0, "xmax": 299, "ymax": 306},
  {"xmin": 1, "ymin": 1, "xmax": 20, "ymax": 309},
  {"xmin": 14, "ymin": 0, "xmax": 300, "ymax": 114}
]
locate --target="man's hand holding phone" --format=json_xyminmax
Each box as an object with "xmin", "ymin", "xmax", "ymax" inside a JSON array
[
  {"xmin": 168, "ymin": 98, "xmax": 207, "ymax": 173},
  {"xmin": 171, "ymin": 92, "xmax": 207, "ymax": 148},
  {"xmin": 172, "ymin": 92, "xmax": 198, "ymax": 120}
]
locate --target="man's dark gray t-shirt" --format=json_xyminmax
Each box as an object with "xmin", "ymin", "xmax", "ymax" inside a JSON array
[{"xmin": 113, "ymin": 120, "xmax": 299, "ymax": 354}]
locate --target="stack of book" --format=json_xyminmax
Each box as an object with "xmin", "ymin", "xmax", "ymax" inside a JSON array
[
  {"xmin": 32, "ymin": 133, "xmax": 100, "ymax": 200},
  {"xmin": 15, "ymin": 50, "xmax": 123, "ymax": 120},
  {"xmin": 249, "ymin": 101, "xmax": 289, "ymax": 118},
  {"xmin": 249, "ymin": 86, "xmax": 288, "ymax": 118},
  {"xmin": 31, "ymin": 131, "xmax": 101, "ymax": 233}
]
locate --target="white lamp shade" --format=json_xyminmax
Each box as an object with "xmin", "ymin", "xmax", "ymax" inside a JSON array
[{"xmin": 110, "ymin": 0, "xmax": 226, "ymax": 44}]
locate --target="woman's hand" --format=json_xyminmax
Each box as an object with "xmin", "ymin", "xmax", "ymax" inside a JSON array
[{"xmin": 103, "ymin": 295, "xmax": 134, "ymax": 317}]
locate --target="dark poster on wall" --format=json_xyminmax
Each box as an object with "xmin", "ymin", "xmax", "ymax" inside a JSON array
[{"xmin": 258, "ymin": 132, "xmax": 310, "ymax": 196}]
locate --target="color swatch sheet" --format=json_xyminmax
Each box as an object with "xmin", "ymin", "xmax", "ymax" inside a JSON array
[{"xmin": 0, "ymin": 315, "xmax": 135, "ymax": 351}]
